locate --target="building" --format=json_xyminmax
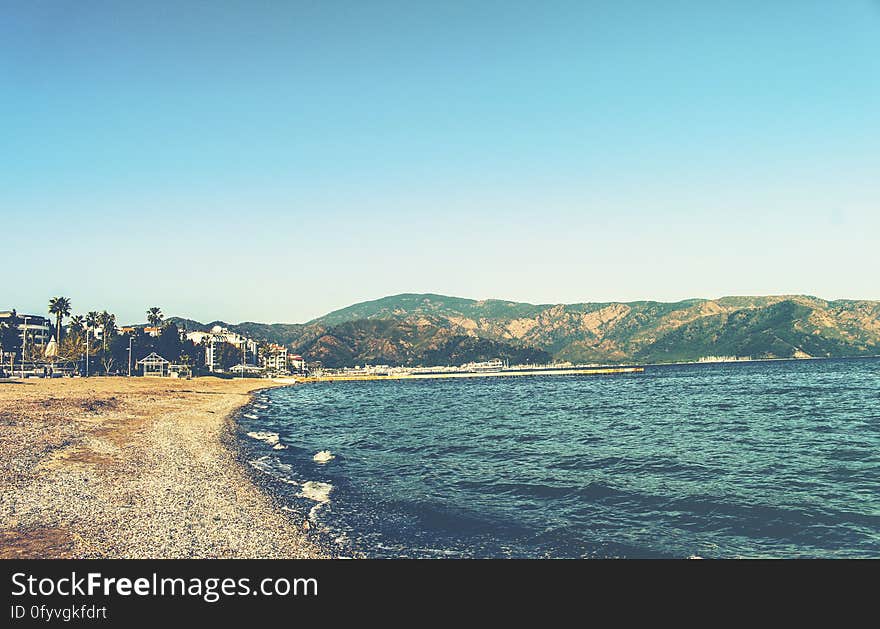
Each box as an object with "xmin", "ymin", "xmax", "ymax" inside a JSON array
[
  {"xmin": 289, "ymin": 354, "xmax": 306, "ymax": 373},
  {"xmin": 262, "ymin": 344, "xmax": 289, "ymax": 375},
  {"xmin": 0, "ymin": 310, "xmax": 53, "ymax": 349},
  {"xmin": 228, "ymin": 363, "xmax": 263, "ymax": 377},
  {"xmin": 136, "ymin": 352, "xmax": 170, "ymax": 377},
  {"xmin": 186, "ymin": 325, "xmax": 258, "ymax": 372}
]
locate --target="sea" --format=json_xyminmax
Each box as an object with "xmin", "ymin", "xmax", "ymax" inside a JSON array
[{"xmin": 237, "ymin": 357, "xmax": 880, "ymax": 558}]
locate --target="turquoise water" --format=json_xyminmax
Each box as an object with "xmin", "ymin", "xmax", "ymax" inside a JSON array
[{"xmin": 239, "ymin": 358, "xmax": 880, "ymax": 558}]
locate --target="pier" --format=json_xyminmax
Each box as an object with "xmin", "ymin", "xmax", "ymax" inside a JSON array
[{"xmin": 289, "ymin": 365, "xmax": 644, "ymax": 383}]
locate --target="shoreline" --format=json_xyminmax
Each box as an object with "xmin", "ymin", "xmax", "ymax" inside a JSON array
[
  {"xmin": 0, "ymin": 377, "xmax": 326, "ymax": 559},
  {"xmin": 233, "ymin": 389, "xmax": 365, "ymax": 559},
  {"xmin": 642, "ymin": 354, "xmax": 880, "ymax": 367}
]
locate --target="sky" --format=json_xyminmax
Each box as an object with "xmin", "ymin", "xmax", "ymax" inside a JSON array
[{"xmin": 2, "ymin": 1, "xmax": 879, "ymax": 324}]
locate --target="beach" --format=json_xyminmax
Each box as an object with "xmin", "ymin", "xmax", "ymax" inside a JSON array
[{"xmin": 0, "ymin": 377, "xmax": 324, "ymax": 559}]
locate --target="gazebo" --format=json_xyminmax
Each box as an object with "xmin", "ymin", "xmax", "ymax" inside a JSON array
[
  {"xmin": 137, "ymin": 352, "xmax": 170, "ymax": 377},
  {"xmin": 228, "ymin": 363, "xmax": 264, "ymax": 377}
]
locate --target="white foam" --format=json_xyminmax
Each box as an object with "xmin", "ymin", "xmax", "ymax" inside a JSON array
[
  {"xmin": 298, "ymin": 481, "xmax": 333, "ymax": 503},
  {"xmin": 272, "ymin": 443, "xmax": 288, "ymax": 450},
  {"xmin": 308, "ymin": 503, "xmax": 325, "ymax": 521},
  {"xmin": 313, "ymin": 450, "xmax": 335, "ymax": 464},
  {"xmin": 248, "ymin": 456, "xmax": 296, "ymax": 483},
  {"xmin": 254, "ymin": 404, "xmax": 268, "ymax": 409},
  {"xmin": 247, "ymin": 431, "xmax": 279, "ymax": 446},
  {"xmin": 243, "ymin": 413, "xmax": 259, "ymax": 420},
  {"xmin": 247, "ymin": 456, "xmax": 274, "ymax": 474}
]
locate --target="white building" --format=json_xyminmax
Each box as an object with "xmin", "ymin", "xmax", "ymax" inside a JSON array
[
  {"xmin": 262, "ymin": 344, "xmax": 289, "ymax": 375},
  {"xmin": 0, "ymin": 311, "xmax": 52, "ymax": 347},
  {"xmin": 289, "ymin": 354, "xmax": 306, "ymax": 372},
  {"xmin": 229, "ymin": 363, "xmax": 263, "ymax": 376},
  {"xmin": 186, "ymin": 325, "xmax": 258, "ymax": 372}
]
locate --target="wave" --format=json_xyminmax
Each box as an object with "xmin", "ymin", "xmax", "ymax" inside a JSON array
[
  {"xmin": 247, "ymin": 431, "xmax": 280, "ymax": 446},
  {"xmin": 248, "ymin": 455, "xmax": 287, "ymax": 474},
  {"xmin": 243, "ymin": 413, "xmax": 259, "ymax": 420},
  {"xmin": 248, "ymin": 455, "xmax": 298, "ymax": 487},
  {"xmin": 313, "ymin": 450, "xmax": 335, "ymax": 464},
  {"xmin": 299, "ymin": 481, "xmax": 333, "ymax": 503},
  {"xmin": 308, "ymin": 503, "xmax": 326, "ymax": 522}
]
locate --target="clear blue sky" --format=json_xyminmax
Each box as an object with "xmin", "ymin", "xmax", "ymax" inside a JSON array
[{"xmin": 3, "ymin": 1, "xmax": 878, "ymax": 324}]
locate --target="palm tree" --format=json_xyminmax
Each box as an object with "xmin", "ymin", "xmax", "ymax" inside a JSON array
[
  {"xmin": 102, "ymin": 312, "xmax": 116, "ymax": 334},
  {"xmin": 48, "ymin": 297, "xmax": 71, "ymax": 345},
  {"xmin": 146, "ymin": 306, "xmax": 163, "ymax": 328},
  {"xmin": 85, "ymin": 311, "xmax": 99, "ymax": 349},
  {"xmin": 81, "ymin": 311, "xmax": 99, "ymax": 376},
  {"xmin": 69, "ymin": 315, "xmax": 85, "ymax": 340},
  {"xmin": 97, "ymin": 311, "xmax": 116, "ymax": 352}
]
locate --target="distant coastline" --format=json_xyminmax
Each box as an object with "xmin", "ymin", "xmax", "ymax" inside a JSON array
[
  {"xmin": 641, "ymin": 353, "xmax": 880, "ymax": 368},
  {"xmin": 4, "ymin": 292, "xmax": 878, "ymax": 383},
  {"xmin": 169, "ymin": 293, "xmax": 880, "ymax": 370}
]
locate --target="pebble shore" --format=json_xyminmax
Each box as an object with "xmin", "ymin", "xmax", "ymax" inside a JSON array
[{"xmin": 0, "ymin": 377, "xmax": 325, "ymax": 558}]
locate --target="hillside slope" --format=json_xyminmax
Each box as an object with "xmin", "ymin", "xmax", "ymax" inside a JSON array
[
  {"xmin": 173, "ymin": 294, "xmax": 880, "ymax": 367},
  {"xmin": 299, "ymin": 294, "xmax": 880, "ymax": 366}
]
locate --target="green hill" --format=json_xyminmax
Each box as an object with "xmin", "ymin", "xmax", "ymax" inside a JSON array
[{"xmin": 173, "ymin": 293, "xmax": 880, "ymax": 367}]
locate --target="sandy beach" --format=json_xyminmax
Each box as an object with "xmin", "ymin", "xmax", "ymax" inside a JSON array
[{"xmin": 0, "ymin": 377, "xmax": 324, "ymax": 559}]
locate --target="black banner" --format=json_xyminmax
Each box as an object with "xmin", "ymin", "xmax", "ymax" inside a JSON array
[{"xmin": 2, "ymin": 559, "xmax": 874, "ymax": 624}]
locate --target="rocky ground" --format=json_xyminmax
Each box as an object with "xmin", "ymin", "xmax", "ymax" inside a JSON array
[{"xmin": 0, "ymin": 376, "xmax": 325, "ymax": 558}]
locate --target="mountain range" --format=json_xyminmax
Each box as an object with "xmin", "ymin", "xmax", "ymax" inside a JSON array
[{"xmin": 170, "ymin": 293, "xmax": 880, "ymax": 367}]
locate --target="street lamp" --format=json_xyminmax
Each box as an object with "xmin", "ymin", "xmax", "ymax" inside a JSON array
[
  {"xmin": 127, "ymin": 334, "xmax": 134, "ymax": 377},
  {"xmin": 21, "ymin": 315, "xmax": 29, "ymax": 376}
]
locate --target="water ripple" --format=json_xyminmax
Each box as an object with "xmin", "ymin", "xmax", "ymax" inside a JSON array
[{"xmin": 238, "ymin": 357, "xmax": 880, "ymax": 558}]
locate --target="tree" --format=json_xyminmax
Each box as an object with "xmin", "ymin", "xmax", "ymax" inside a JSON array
[
  {"xmin": 102, "ymin": 312, "xmax": 117, "ymax": 337},
  {"xmin": 1, "ymin": 319, "xmax": 21, "ymax": 359},
  {"xmin": 58, "ymin": 333, "xmax": 86, "ymax": 364},
  {"xmin": 106, "ymin": 334, "xmax": 131, "ymax": 375},
  {"xmin": 48, "ymin": 296, "xmax": 71, "ymax": 344},
  {"xmin": 84, "ymin": 311, "xmax": 99, "ymax": 371},
  {"xmin": 156, "ymin": 322, "xmax": 183, "ymax": 361},
  {"xmin": 258, "ymin": 342, "xmax": 271, "ymax": 367},
  {"xmin": 85, "ymin": 311, "xmax": 99, "ymax": 334},
  {"xmin": 97, "ymin": 311, "xmax": 116, "ymax": 352},
  {"xmin": 216, "ymin": 342, "xmax": 243, "ymax": 370},
  {"xmin": 101, "ymin": 347, "xmax": 116, "ymax": 374},
  {"xmin": 147, "ymin": 306, "xmax": 163, "ymax": 328},
  {"xmin": 68, "ymin": 315, "xmax": 85, "ymax": 340}
]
